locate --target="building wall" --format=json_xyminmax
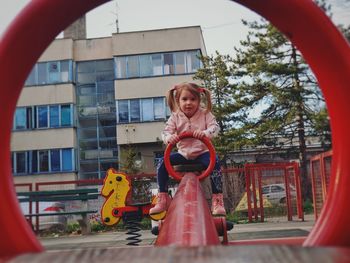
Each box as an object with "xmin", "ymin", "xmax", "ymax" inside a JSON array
[
  {"xmin": 112, "ymin": 26, "xmax": 206, "ymax": 56},
  {"xmin": 115, "ymin": 75, "xmax": 196, "ymax": 100},
  {"xmin": 74, "ymin": 37, "xmax": 113, "ymax": 61},
  {"xmin": 11, "ymin": 128, "xmax": 76, "ymax": 151},
  {"xmin": 39, "ymin": 38, "xmax": 74, "ymax": 61},
  {"xmin": 117, "ymin": 122, "xmax": 165, "ymax": 145},
  {"xmin": 16, "ymin": 84, "xmax": 75, "ymax": 106}
]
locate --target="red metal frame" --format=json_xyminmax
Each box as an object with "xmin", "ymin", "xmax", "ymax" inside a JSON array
[
  {"xmin": 310, "ymin": 150, "xmax": 332, "ymax": 220},
  {"xmin": 0, "ymin": 0, "xmax": 350, "ymax": 258},
  {"xmin": 244, "ymin": 162, "xmax": 303, "ymax": 222},
  {"xmin": 288, "ymin": 162, "xmax": 304, "ymax": 221}
]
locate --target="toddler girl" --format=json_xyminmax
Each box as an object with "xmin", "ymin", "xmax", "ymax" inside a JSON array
[{"xmin": 150, "ymin": 82, "xmax": 226, "ymax": 216}]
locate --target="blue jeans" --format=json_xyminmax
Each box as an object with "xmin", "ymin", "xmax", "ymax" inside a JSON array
[{"xmin": 157, "ymin": 151, "xmax": 223, "ymax": 194}]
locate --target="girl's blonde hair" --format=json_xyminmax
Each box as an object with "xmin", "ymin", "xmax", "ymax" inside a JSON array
[{"xmin": 166, "ymin": 82, "xmax": 212, "ymax": 113}]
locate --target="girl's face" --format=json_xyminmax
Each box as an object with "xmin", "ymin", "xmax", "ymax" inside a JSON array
[{"xmin": 178, "ymin": 89, "xmax": 200, "ymax": 118}]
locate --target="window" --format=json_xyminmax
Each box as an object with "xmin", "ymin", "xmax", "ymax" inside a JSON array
[
  {"xmin": 99, "ymin": 126, "xmax": 116, "ymax": 138},
  {"xmin": 271, "ymin": 185, "xmax": 284, "ymax": 193},
  {"xmin": 38, "ymin": 63, "xmax": 47, "ymax": 85},
  {"xmin": 61, "ymin": 105, "xmax": 72, "ymax": 126},
  {"xmin": 127, "ymin": 56, "xmax": 139, "ymax": 78},
  {"xmin": 39, "ymin": 150, "xmax": 49, "ymax": 172},
  {"xmin": 62, "ymin": 149, "xmax": 73, "ymax": 171},
  {"xmin": 118, "ymin": 100, "xmax": 129, "ymax": 123},
  {"xmin": 79, "ymin": 95, "xmax": 96, "ymax": 106},
  {"xmin": 38, "ymin": 106, "xmax": 48, "ymax": 128},
  {"xmin": 14, "ymin": 108, "xmax": 27, "ymax": 130},
  {"xmin": 262, "ymin": 186, "xmax": 270, "ymax": 194},
  {"xmin": 117, "ymin": 97, "xmax": 167, "ymax": 123},
  {"xmin": 130, "ymin": 99, "xmax": 141, "ymax": 122},
  {"xmin": 139, "ymin": 54, "xmax": 152, "ymax": 77},
  {"xmin": 25, "ymin": 66, "xmax": 37, "ymax": 86},
  {"xmin": 48, "ymin": 61, "xmax": 60, "ymax": 83},
  {"xmin": 12, "ymin": 148, "xmax": 75, "ymax": 175},
  {"xmin": 115, "ymin": 57, "xmax": 127, "ymax": 78},
  {"xmin": 142, "ymin": 98, "xmax": 153, "ymax": 121},
  {"xmin": 31, "ymin": 151, "xmax": 38, "ymax": 173},
  {"xmin": 96, "ymin": 60, "xmax": 114, "ymax": 71},
  {"xmin": 174, "ymin": 52, "xmax": 186, "ymax": 74},
  {"xmin": 15, "ymin": 152, "xmax": 27, "ymax": 174},
  {"xmin": 186, "ymin": 50, "xmax": 201, "ymax": 73},
  {"xmin": 50, "ymin": 150, "xmax": 60, "ymax": 171},
  {"xmin": 60, "ymin": 60, "xmax": 70, "ymax": 82},
  {"xmin": 163, "ymin": 53, "xmax": 174, "ymax": 75},
  {"xmin": 154, "ymin": 97, "xmax": 165, "ymax": 120},
  {"xmin": 13, "ymin": 104, "xmax": 73, "ymax": 131},
  {"xmin": 152, "ymin": 54, "xmax": 162, "ymax": 75},
  {"xmin": 24, "ymin": 60, "xmax": 73, "ymax": 86},
  {"xmin": 50, "ymin": 105, "xmax": 59, "ymax": 128},
  {"xmin": 114, "ymin": 50, "xmax": 201, "ymax": 79}
]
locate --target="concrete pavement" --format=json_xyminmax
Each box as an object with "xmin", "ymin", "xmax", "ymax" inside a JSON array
[{"xmin": 39, "ymin": 214, "xmax": 315, "ymax": 251}]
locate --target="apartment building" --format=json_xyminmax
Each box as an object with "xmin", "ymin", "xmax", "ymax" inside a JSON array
[{"xmin": 11, "ymin": 22, "xmax": 207, "ymax": 186}]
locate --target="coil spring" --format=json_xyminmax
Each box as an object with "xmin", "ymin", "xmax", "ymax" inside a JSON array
[{"xmin": 125, "ymin": 219, "xmax": 142, "ymax": 246}]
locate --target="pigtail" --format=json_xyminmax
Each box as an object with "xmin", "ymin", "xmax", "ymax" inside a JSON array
[
  {"xmin": 167, "ymin": 86, "xmax": 178, "ymax": 112},
  {"xmin": 201, "ymin": 88, "xmax": 213, "ymax": 112}
]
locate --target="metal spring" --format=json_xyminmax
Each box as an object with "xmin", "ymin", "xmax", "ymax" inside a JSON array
[{"xmin": 125, "ymin": 219, "xmax": 142, "ymax": 246}]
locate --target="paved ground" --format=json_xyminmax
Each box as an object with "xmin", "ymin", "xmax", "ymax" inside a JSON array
[{"xmin": 39, "ymin": 214, "xmax": 315, "ymax": 251}]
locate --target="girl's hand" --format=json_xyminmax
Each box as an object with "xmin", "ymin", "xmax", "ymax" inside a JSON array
[
  {"xmin": 193, "ymin": 130, "xmax": 206, "ymax": 139},
  {"xmin": 167, "ymin": 134, "xmax": 180, "ymax": 145}
]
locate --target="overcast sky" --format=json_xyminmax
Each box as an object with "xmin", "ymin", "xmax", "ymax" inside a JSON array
[{"xmin": 1, "ymin": 0, "xmax": 349, "ymax": 56}]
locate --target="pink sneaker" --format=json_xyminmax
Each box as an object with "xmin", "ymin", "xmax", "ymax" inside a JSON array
[
  {"xmin": 211, "ymin": 193, "xmax": 226, "ymax": 216},
  {"xmin": 150, "ymin": 192, "xmax": 172, "ymax": 215}
]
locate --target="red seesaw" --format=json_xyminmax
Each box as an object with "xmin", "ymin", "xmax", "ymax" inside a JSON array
[{"xmin": 154, "ymin": 132, "xmax": 231, "ymax": 246}]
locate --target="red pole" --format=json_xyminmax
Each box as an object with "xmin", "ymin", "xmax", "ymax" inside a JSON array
[
  {"xmin": 292, "ymin": 163, "xmax": 304, "ymax": 221},
  {"xmin": 251, "ymin": 169, "xmax": 258, "ymax": 221},
  {"xmin": 155, "ymin": 173, "xmax": 220, "ymax": 246},
  {"xmin": 284, "ymin": 167, "xmax": 293, "ymax": 221},
  {"xmin": 245, "ymin": 165, "xmax": 253, "ymax": 222},
  {"xmin": 258, "ymin": 169, "xmax": 264, "ymax": 222}
]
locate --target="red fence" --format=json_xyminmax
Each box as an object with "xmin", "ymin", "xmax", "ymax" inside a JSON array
[
  {"xmin": 310, "ymin": 150, "xmax": 332, "ymax": 220},
  {"xmin": 15, "ymin": 162, "xmax": 306, "ymax": 230},
  {"xmin": 244, "ymin": 162, "xmax": 304, "ymax": 222}
]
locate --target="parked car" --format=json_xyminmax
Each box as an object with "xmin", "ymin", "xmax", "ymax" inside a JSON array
[
  {"xmin": 19, "ymin": 200, "xmax": 67, "ymax": 231},
  {"xmin": 261, "ymin": 184, "xmax": 296, "ymax": 204}
]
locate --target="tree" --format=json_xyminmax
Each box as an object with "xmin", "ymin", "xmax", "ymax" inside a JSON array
[
  {"xmin": 230, "ymin": 18, "xmax": 330, "ymax": 200},
  {"xmin": 194, "ymin": 52, "xmax": 244, "ymax": 165},
  {"xmin": 119, "ymin": 146, "xmax": 141, "ymax": 174},
  {"xmin": 119, "ymin": 146, "xmax": 151, "ymax": 203},
  {"xmin": 338, "ymin": 24, "xmax": 350, "ymax": 42}
]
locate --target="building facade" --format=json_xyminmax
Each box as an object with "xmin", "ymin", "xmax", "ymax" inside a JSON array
[{"xmin": 11, "ymin": 25, "xmax": 207, "ymax": 185}]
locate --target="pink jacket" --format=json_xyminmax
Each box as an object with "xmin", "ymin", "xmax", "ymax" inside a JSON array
[{"xmin": 161, "ymin": 108, "xmax": 220, "ymax": 160}]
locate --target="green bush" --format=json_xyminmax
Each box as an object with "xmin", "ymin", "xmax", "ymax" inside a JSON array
[
  {"xmin": 66, "ymin": 222, "xmax": 80, "ymax": 233},
  {"xmin": 139, "ymin": 217, "xmax": 152, "ymax": 229},
  {"xmin": 303, "ymin": 199, "xmax": 314, "ymax": 214},
  {"xmin": 226, "ymin": 212, "xmax": 249, "ymax": 224},
  {"xmin": 91, "ymin": 220, "xmax": 110, "ymax": 232}
]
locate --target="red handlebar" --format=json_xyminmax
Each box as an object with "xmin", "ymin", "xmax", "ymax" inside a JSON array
[{"xmin": 163, "ymin": 132, "xmax": 216, "ymax": 181}]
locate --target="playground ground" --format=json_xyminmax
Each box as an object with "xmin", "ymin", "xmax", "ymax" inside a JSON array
[{"xmin": 39, "ymin": 214, "xmax": 315, "ymax": 251}]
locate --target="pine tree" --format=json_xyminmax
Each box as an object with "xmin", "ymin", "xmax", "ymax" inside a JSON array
[
  {"xmin": 194, "ymin": 52, "xmax": 242, "ymax": 165},
  {"xmin": 231, "ymin": 18, "xmax": 329, "ymax": 200}
]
